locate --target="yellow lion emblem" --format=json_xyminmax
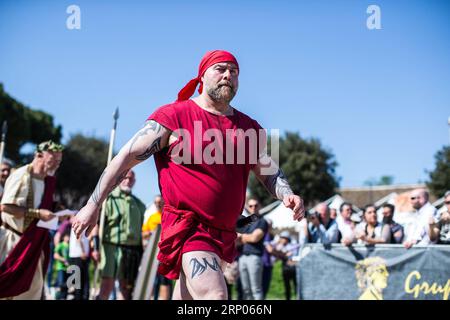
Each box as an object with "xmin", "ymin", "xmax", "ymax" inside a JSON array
[{"xmin": 355, "ymin": 257, "xmax": 389, "ymax": 300}]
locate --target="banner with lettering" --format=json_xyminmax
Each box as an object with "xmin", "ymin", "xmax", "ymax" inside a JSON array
[{"xmin": 297, "ymin": 244, "xmax": 450, "ymax": 300}]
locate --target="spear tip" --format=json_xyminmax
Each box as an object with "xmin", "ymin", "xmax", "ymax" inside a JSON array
[
  {"xmin": 1, "ymin": 121, "xmax": 7, "ymax": 135},
  {"xmin": 113, "ymin": 107, "xmax": 119, "ymax": 121}
]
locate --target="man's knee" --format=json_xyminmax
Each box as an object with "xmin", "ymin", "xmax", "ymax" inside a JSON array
[
  {"xmin": 198, "ymin": 287, "xmax": 227, "ymax": 300},
  {"xmin": 184, "ymin": 277, "xmax": 228, "ymax": 299},
  {"xmin": 206, "ymin": 290, "xmax": 227, "ymax": 300}
]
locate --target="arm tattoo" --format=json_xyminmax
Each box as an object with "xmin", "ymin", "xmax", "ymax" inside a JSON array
[
  {"xmin": 90, "ymin": 170, "xmax": 106, "ymax": 205},
  {"xmin": 190, "ymin": 257, "xmax": 220, "ymax": 279},
  {"xmin": 263, "ymin": 168, "xmax": 294, "ymax": 200},
  {"xmin": 89, "ymin": 169, "xmax": 128, "ymax": 205},
  {"xmin": 128, "ymin": 120, "xmax": 162, "ymax": 155},
  {"xmin": 109, "ymin": 170, "xmax": 129, "ymax": 192},
  {"xmin": 135, "ymin": 137, "xmax": 161, "ymax": 161}
]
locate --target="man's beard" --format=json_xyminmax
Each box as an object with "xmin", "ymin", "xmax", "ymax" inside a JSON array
[
  {"xmin": 44, "ymin": 161, "xmax": 60, "ymax": 175},
  {"xmin": 206, "ymin": 82, "xmax": 237, "ymax": 103},
  {"xmin": 120, "ymin": 186, "xmax": 132, "ymax": 194},
  {"xmin": 382, "ymin": 216, "xmax": 392, "ymax": 224}
]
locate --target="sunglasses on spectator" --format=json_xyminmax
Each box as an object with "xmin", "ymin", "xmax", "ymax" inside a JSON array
[
  {"xmin": 248, "ymin": 204, "xmax": 259, "ymax": 208},
  {"xmin": 445, "ymin": 201, "xmax": 450, "ymax": 205},
  {"xmin": 410, "ymin": 197, "xmax": 419, "ymax": 200}
]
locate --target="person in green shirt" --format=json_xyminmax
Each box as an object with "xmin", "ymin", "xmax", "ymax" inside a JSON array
[
  {"xmin": 54, "ymin": 232, "xmax": 70, "ymax": 300},
  {"xmin": 97, "ymin": 170, "xmax": 146, "ymax": 300}
]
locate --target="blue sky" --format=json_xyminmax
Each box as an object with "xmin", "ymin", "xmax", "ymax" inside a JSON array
[{"xmin": 1, "ymin": 0, "xmax": 449, "ymax": 205}]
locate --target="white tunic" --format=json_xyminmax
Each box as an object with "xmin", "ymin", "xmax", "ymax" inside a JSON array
[{"xmin": 0, "ymin": 165, "xmax": 45, "ymax": 300}]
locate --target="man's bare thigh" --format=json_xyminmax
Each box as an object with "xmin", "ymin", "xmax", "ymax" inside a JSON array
[{"xmin": 181, "ymin": 251, "xmax": 228, "ymax": 299}]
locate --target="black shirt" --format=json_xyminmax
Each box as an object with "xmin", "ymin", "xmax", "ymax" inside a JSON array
[{"xmin": 241, "ymin": 217, "xmax": 269, "ymax": 256}]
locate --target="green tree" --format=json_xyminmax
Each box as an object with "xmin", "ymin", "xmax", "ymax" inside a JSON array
[
  {"xmin": 0, "ymin": 83, "xmax": 62, "ymax": 163},
  {"xmin": 379, "ymin": 175, "xmax": 394, "ymax": 185},
  {"xmin": 248, "ymin": 131, "xmax": 340, "ymax": 207},
  {"xmin": 426, "ymin": 146, "xmax": 450, "ymax": 198},
  {"xmin": 56, "ymin": 134, "xmax": 109, "ymax": 209},
  {"xmin": 364, "ymin": 175, "xmax": 394, "ymax": 186}
]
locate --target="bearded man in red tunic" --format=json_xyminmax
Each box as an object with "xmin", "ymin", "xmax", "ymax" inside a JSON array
[{"xmin": 73, "ymin": 50, "xmax": 305, "ymax": 300}]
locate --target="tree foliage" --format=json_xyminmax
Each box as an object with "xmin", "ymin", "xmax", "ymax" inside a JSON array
[
  {"xmin": 364, "ymin": 175, "xmax": 394, "ymax": 186},
  {"xmin": 248, "ymin": 131, "xmax": 340, "ymax": 207},
  {"xmin": 427, "ymin": 146, "xmax": 450, "ymax": 198},
  {"xmin": 0, "ymin": 84, "xmax": 111, "ymax": 209},
  {"xmin": 56, "ymin": 134, "xmax": 109, "ymax": 209},
  {"xmin": 0, "ymin": 83, "xmax": 62, "ymax": 164}
]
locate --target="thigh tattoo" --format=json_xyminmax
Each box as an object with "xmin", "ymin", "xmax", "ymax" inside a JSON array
[{"xmin": 189, "ymin": 257, "xmax": 220, "ymax": 279}]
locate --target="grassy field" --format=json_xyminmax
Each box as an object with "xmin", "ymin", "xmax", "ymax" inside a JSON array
[
  {"xmin": 266, "ymin": 261, "xmax": 287, "ymax": 300},
  {"xmin": 229, "ymin": 261, "xmax": 297, "ymax": 300}
]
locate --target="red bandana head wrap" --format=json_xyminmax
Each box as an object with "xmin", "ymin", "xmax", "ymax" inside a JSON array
[{"xmin": 177, "ymin": 50, "xmax": 239, "ymax": 102}]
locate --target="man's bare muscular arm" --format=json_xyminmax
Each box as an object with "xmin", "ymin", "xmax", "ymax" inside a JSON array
[
  {"xmin": 72, "ymin": 120, "xmax": 171, "ymax": 238},
  {"xmin": 252, "ymin": 153, "xmax": 305, "ymax": 221}
]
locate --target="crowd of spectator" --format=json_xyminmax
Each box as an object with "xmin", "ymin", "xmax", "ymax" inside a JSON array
[
  {"xmin": 227, "ymin": 188, "xmax": 450, "ymax": 300},
  {"xmin": 297, "ymin": 188, "xmax": 449, "ymax": 249}
]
